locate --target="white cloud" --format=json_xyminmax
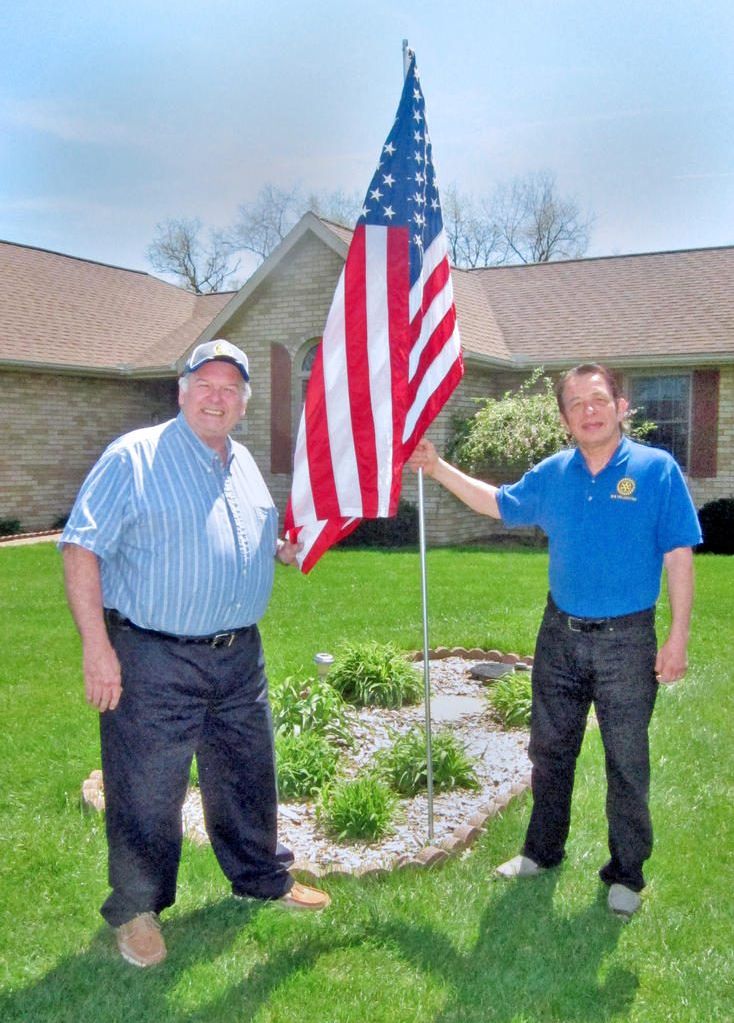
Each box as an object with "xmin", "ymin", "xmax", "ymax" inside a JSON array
[{"xmin": 0, "ymin": 97, "xmax": 141, "ymax": 146}]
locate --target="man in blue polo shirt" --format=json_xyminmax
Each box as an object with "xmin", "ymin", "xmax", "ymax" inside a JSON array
[
  {"xmin": 409, "ymin": 363, "xmax": 701, "ymax": 918},
  {"xmin": 61, "ymin": 339, "xmax": 330, "ymax": 968}
]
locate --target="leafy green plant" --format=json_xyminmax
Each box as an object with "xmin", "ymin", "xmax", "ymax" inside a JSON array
[
  {"xmin": 275, "ymin": 731, "xmax": 339, "ymax": 799},
  {"xmin": 317, "ymin": 774, "xmax": 398, "ymax": 841},
  {"xmin": 0, "ymin": 518, "xmax": 22, "ymax": 536},
  {"xmin": 376, "ymin": 728, "xmax": 480, "ymax": 795},
  {"xmin": 328, "ymin": 642, "xmax": 422, "ymax": 708},
  {"xmin": 489, "ymin": 672, "xmax": 533, "ymax": 727},
  {"xmin": 450, "ymin": 367, "xmax": 656, "ymax": 476},
  {"xmin": 271, "ymin": 674, "xmax": 353, "ymax": 744}
]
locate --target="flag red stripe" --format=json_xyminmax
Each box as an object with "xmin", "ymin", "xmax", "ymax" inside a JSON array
[
  {"xmin": 303, "ymin": 345, "xmax": 340, "ymax": 520},
  {"xmin": 344, "ymin": 227, "xmax": 379, "ymax": 517},
  {"xmin": 411, "ymin": 257, "xmax": 451, "ymax": 339},
  {"xmin": 404, "ymin": 356, "xmax": 464, "ymax": 455},
  {"xmin": 408, "ymin": 305, "xmax": 457, "ymax": 402},
  {"xmin": 300, "ymin": 517, "xmax": 361, "ymax": 574}
]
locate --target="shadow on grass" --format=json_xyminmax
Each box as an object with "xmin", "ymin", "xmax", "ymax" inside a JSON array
[
  {"xmin": 366, "ymin": 870, "xmax": 638, "ymax": 1023},
  {"xmin": 2, "ymin": 873, "xmax": 637, "ymax": 1023},
  {"xmin": 0, "ymin": 897, "xmax": 362, "ymax": 1023}
]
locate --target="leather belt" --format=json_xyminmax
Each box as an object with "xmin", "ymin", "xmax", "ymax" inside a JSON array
[
  {"xmin": 104, "ymin": 608, "xmax": 247, "ymax": 649},
  {"xmin": 548, "ymin": 598, "xmax": 654, "ymax": 634}
]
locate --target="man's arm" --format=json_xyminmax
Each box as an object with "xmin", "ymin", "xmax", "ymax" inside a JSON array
[
  {"xmin": 62, "ymin": 544, "xmax": 122, "ymax": 712},
  {"xmin": 407, "ymin": 438, "xmax": 502, "ymax": 519},
  {"xmin": 655, "ymin": 546, "xmax": 695, "ymax": 685}
]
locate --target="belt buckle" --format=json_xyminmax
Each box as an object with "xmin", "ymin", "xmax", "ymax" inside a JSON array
[
  {"xmin": 567, "ymin": 616, "xmax": 583, "ymax": 632},
  {"xmin": 210, "ymin": 631, "xmax": 235, "ymax": 649}
]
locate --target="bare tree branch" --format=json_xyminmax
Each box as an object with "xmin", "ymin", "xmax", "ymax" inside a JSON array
[
  {"xmin": 493, "ymin": 171, "xmax": 593, "ymax": 264},
  {"xmin": 147, "ymin": 218, "xmax": 239, "ymax": 293},
  {"xmin": 229, "ymin": 184, "xmax": 305, "ymax": 261}
]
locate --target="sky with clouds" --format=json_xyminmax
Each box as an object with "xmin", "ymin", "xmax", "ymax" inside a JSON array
[{"xmin": 2, "ymin": 0, "xmax": 732, "ymax": 280}]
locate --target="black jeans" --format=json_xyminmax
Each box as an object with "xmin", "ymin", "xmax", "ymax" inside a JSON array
[
  {"xmin": 99, "ymin": 619, "xmax": 293, "ymax": 927},
  {"xmin": 523, "ymin": 596, "xmax": 658, "ymax": 892}
]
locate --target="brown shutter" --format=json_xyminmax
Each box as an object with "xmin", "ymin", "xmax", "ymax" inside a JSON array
[
  {"xmin": 270, "ymin": 343, "xmax": 292, "ymax": 474},
  {"xmin": 689, "ymin": 369, "xmax": 719, "ymax": 478}
]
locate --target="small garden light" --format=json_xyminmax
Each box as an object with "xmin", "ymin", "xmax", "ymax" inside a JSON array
[{"xmin": 313, "ymin": 652, "xmax": 334, "ymax": 679}]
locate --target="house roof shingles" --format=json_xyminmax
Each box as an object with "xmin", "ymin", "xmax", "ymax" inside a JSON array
[
  {"xmin": 2, "ymin": 230, "xmax": 733, "ymax": 376},
  {"xmin": 0, "ymin": 241, "xmax": 232, "ymax": 374},
  {"xmin": 475, "ymin": 246, "xmax": 734, "ymax": 366}
]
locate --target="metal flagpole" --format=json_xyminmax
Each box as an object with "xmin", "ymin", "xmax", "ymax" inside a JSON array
[
  {"xmin": 403, "ymin": 38, "xmax": 435, "ymax": 842},
  {"xmin": 417, "ymin": 467, "xmax": 435, "ymax": 841}
]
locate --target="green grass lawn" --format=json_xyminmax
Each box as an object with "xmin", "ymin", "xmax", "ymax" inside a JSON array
[{"xmin": 1, "ymin": 542, "xmax": 732, "ymax": 1022}]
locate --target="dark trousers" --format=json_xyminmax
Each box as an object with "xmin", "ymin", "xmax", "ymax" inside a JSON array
[
  {"xmin": 523, "ymin": 597, "xmax": 658, "ymax": 892},
  {"xmin": 99, "ymin": 620, "xmax": 293, "ymax": 927}
]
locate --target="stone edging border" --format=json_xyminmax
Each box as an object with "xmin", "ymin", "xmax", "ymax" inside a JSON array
[
  {"xmin": 81, "ymin": 646, "xmax": 534, "ymax": 881},
  {"xmin": 0, "ymin": 529, "xmax": 62, "ymax": 545}
]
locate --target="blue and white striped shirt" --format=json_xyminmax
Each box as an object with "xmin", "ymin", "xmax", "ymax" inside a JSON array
[{"xmin": 61, "ymin": 413, "xmax": 278, "ymax": 635}]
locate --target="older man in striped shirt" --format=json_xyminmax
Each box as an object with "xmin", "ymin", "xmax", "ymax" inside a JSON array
[{"xmin": 61, "ymin": 339, "xmax": 329, "ymax": 969}]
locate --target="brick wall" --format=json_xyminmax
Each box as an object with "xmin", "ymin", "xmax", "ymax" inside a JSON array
[
  {"xmin": 7, "ymin": 230, "xmax": 731, "ymax": 542},
  {"xmin": 1, "ymin": 370, "xmax": 176, "ymax": 531}
]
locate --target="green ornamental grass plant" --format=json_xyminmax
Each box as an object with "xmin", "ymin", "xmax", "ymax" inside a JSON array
[
  {"xmin": 490, "ymin": 671, "xmax": 533, "ymax": 727},
  {"xmin": 377, "ymin": 728, "xmax": 480, "ymax": 796},
  {"xmin": 317, "ymin": 775, "xmax": 398, "ymax": 841},
  {"xmin": 270, "ymin": 673, "xmax": 353, "ymax": 744},
  {"xmin": 275, "ymin": 731, "xmax": 339, "ymax": 799},
  {"xmin": 328, "ymin": 641, "xmax": 423, "ymax": 708}
]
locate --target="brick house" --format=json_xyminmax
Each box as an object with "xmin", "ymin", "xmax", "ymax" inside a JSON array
[{"xmin": 2, "ymin": 214, "xmax": 732, "ymax": 541}]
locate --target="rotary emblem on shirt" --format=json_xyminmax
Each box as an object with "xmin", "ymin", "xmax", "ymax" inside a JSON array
[{"xmin": 616, "ymin": 477, "xmax": 636, "ymax": 498}]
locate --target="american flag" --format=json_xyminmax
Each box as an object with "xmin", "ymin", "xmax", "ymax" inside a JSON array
[{"xmin": 285, "ymin": 53, "xmax": 463, "ymax": 572}]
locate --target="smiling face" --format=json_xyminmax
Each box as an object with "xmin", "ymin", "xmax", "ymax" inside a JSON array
[
  {"xmin": 178, "ymin": 360, "xmax": 248, "ymax": 457},
  {"xmin": 559, "ymin": 371, "xmax": 628, "ymax": 464}
]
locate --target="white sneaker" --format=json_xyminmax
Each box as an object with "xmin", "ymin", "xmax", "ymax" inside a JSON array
[
  {"xmin": 608, "ymin": 883, "xmax": 641, "ymax": 918},
  {"xmin": 495, "ymin": 854, "xmax": 544, "ymax": 879}
]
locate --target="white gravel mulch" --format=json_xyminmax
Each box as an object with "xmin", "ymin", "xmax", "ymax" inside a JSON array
[{"xmin": 181, "ymin": 657, "xmax": 531, "ymax": 874}]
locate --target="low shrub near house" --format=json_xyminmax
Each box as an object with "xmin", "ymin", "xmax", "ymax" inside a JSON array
[
  {"xmin": 338, "ymin": 499, "xmax": 418, "ymax": 548},
  {"xmin": 328, "ymin": 641, "xmax": 422, "ymax": 708},
  {"xmin": 317, "ymin": 775, "xmax": 398, "ymax": 841},
  {"xmin": 697, "ymin": 498, "xmax": 734, "ymax": 555},
  {"xmin": 0, "ymin": 519, "xmax": 22, "ymax": 536},
  {"xmin": 376, "ymin": 728, "xmax": 480, "ymax": 796}
]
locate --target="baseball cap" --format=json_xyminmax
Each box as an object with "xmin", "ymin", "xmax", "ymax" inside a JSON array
[{"xmin": 184, "ymin": 339, "xmax": 250, "ymax": 381}]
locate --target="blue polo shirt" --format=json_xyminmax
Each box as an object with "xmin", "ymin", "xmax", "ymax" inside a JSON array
[
  {"xmin": 496, "ymin": 436, "xmax": 702, "ymax": 618},
  {"xmin": 61, "ymin": 413, "xmax": 278, "ymax": 635}
]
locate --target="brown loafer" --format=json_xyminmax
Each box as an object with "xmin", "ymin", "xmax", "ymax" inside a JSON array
[
  {"xmin": 115, "ymin": 912, "xmax": 167, "ymax": 967},
  {"xmin": 275, "ymin": 881, "xmax": 331, "ymax": 911}
]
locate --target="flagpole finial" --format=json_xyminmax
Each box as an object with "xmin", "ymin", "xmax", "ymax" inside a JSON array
[{"xmin": 402, "ymin": 39, "xmax": 412, "ymax": 80}]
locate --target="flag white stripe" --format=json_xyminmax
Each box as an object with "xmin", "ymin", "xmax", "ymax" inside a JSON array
[
  {"xmin": 322, "ymin": 272, "xmax": 362, "ymax": 514},
  {"xmin": 408, "ymin": 276, "xmax": 455, "ymax": 381},
  {"xmin": 409, "ymin": 234, "xmax": 448, "ymax": 321},
  {"xmin": 365, "ymin": 228, "xmax": 394, "ymax": 516},
  {"xmin": 402, "ymin": 322, "xmax": 462, "ymax": 443},
  {"xmin": 290, "ymin": 414, "xmax": 316, "ymax": 522}
]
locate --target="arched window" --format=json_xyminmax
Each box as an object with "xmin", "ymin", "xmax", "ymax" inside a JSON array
[
  {"xmin": 292, "ymin": 339, "xmax": 321, "ymax": 440},
  {"xmin": 299, "ymin": 341, "xmax": 320, "ymax": 404}
]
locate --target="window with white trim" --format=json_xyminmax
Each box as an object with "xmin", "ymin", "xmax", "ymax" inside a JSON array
[{"xmin": 628, "ymin": 373, "xmax": 691, "ymax": 470}]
